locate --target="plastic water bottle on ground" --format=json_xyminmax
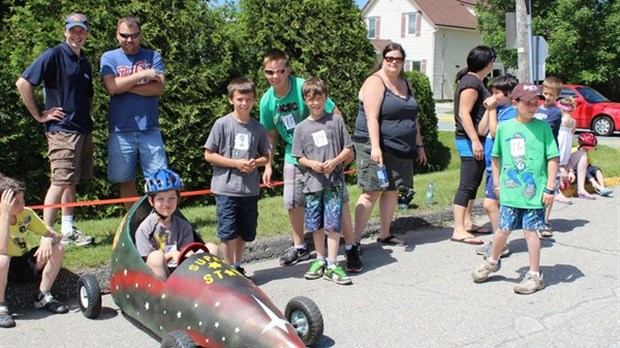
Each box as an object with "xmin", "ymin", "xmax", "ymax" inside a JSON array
[{"xmin": 426, "ymin": 182, "xmax": 434, "ymax": 207}]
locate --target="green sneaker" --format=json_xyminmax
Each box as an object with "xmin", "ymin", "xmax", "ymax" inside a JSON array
[
  {"xmin": 323, "ymin": 265, "xmax": 352, "ymax": 285},
  {"xmin": 304, "ymin": 261, "xmax": 326, "ymax": 280}
]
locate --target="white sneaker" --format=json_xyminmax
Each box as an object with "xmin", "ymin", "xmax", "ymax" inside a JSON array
[{"xmin": 61, "ymin": 226, "xmax": 94, "ymax": 247}]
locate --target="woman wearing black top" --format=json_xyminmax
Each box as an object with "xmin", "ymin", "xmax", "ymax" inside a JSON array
[{"xmin": 450, "ymin": 45, "xmax": 496, "ymax": 245}]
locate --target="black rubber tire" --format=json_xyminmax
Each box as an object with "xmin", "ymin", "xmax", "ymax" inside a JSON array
[
  {"xmin": 77, "ymin": 273, "xmax": 102, "ymax": 319},
  {"xmin": 285, "ymin": 296, "xmax": 324, "ymax": 347},
  {"xmin": 592, "ymin": 115, "xmax": 614, "ymax": 136},
  {"xmin": 160, "ymin": 331, "xmax": 196, "ymax": 348}
]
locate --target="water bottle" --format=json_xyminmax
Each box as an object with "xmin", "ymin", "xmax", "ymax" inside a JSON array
[
  {"xmin": 377, "ymin": 165, "xmax": 389, "ymax": 188},
  {"xmin": 398, "ymin": 203, "xmax": 408, "ymax": 211},
  {"xmin": 425, "ymin": 182, "xmax": 434, "ymax": 207}
]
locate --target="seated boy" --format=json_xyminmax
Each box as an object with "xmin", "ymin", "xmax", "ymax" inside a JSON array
[
  {"xmin": 567, "ymin": 132, "xmax": 612, "ymax": 199},
  {"xmin": 0, "ymin": 174, "xmax": 68, "ymax": 329},
  {"xmin": 135, "ymin": 169, "xmax": 217, "ymax": 280}
]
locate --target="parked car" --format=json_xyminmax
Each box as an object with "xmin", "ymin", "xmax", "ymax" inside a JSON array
[{"xmin": 560, "ymin": 84, "xmax": 620, "ymax": 136}]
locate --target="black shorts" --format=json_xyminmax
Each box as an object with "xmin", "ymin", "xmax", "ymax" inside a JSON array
[{"xmin": 8, "ymin": 247, "xmax": 41, "ymax": 283}]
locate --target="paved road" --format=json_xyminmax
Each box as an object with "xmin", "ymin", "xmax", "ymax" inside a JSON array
[
  {"xmin": 435, "ymin": 102, "xmax": 620, "ymax": 149},
  {"xmin": 1, "ymin": 186, "xmax": 618, "ymax": 347}
]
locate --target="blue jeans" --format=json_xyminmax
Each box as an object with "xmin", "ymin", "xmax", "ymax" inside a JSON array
[{"xmin": 107, "ymin": 130, "xmax": 168, "ymax": 182}]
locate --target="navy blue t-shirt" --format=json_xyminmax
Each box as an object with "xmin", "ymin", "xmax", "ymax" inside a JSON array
[
  {"xmin": 21, "ymin": 41, "xmax": 94, "ymax": 133},
  {"xmin": 534, "ymin": 105, "xmax": 561, "ymax": 144}
]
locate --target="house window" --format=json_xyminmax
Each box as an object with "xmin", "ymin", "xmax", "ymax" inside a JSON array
[
  {"xmin": 407, "ymin": 13, "xmax": 416, "ymax": 35},
  {"xmin": 367, "ymin": 17, "xmax": 377, "ymax": 38},
  {"xmin": 412, "ymin": 61, "xmax": 421, "ymax": 71}
]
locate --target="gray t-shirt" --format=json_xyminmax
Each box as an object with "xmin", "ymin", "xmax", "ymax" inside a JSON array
[
  {"xmin": 203, "ymin": 114, "xmax": 270, "ymax": 197},
  {"xmin": 291, "ymin": 113, "xmax": 352, "ymax": 193},
  {"xmin": 135, "ymin": 213, "xmax": 194, "ymax": 266}
]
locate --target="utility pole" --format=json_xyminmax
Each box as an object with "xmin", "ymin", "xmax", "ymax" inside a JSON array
[{"xmin": 516, "ymin": 0, "xmax": 529, "ymax": 83}]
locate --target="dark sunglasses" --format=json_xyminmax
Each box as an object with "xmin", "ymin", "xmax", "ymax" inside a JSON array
[
  {"xmin": 264, "ymin": 68, "xmax": 287, "ymax": 76},
  {"xmin": 384, "ymin": 56, "xmax": 404, "ymax": 63},
  {"xmin": 119, "ymin": 32, "xmax": 140, "ymax": 39}
]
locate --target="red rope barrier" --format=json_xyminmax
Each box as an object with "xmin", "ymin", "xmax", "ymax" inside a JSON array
[{"xmin": 27, "ymin": 169, "xmax": 357, "ymax": 210}]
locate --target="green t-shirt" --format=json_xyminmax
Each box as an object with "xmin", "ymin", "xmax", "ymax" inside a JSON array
[
  {"xmin": 259, "ymin": 76, "xmax": 336, "ymax": 164},
  {"xmin": 492, "ymin": 118, "xmax": 559, "ymax": 209}
]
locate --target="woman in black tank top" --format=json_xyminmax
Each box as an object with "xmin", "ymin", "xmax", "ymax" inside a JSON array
[{"xmin": 352, "ymin": 43, "xmax": 427, "ymax": 248}]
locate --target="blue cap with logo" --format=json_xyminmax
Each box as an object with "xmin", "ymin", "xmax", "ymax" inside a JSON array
[{"xmin": 65, "ymin": 13, "xmax": 89, "ymax": 31}]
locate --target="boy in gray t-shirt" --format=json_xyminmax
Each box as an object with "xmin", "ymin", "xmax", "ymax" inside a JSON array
[
  {"xmin": 291, "ymin": 78, "xmax": 354, "ymax": 285},
  {"xmin": 204, "ymin": 78, "xmax": 270, "ymax": 277}
]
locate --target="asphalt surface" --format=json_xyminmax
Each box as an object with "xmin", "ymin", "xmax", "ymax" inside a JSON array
[{"xmin": 1, "ymin": 185, "xmax": 618, "ymax": 347}]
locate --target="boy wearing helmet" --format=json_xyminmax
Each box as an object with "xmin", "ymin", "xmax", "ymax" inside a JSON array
[
  {"xmin": 135, "ymin": 169, "xmax": 213, "ymax": 280},
  {"xmin": 567, "ymin": 132, "xmax": 612, "ymax": 199}
]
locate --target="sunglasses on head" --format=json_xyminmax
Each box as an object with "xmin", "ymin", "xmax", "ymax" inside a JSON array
[
  {"xmin": 119, "ymin": 32, "xmax": 140, "ymax": 39},
  {"xmin": 384, "ymin": 56, "xmax": 404, "ymax": 63},
  {"xmin": 264, "ymin": 68, "xmax": 287, "ymax": 76}
]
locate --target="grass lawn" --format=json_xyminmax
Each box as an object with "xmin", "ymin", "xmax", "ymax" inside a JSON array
[{"xmin": 34, "ymin": 131, "xmax": 620, "ymax": 271}]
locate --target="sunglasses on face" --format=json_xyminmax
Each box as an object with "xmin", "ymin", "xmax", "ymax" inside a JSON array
[
  {"xmin": 264, "ymin": 68, "xmax": 287, "ymax": 76},
  {"xmin": 119, "ymin": 32, "xmax": 140, "ymax": 39},
  {"xmin": 384, "ymin": 56, "xmax": 404, "ymax": 63}
]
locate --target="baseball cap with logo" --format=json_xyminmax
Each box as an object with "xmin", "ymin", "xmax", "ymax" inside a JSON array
[
  {"xmin": 65, "ymin": 13, "xmax": 89, "ymax": 31},
  {"xmin": 511, "ymin": 82, "xmax": 539, "ymax": 101},
  {"xmin": 578, "ymin": 132, "xmax": 598, "ymax": 151}
]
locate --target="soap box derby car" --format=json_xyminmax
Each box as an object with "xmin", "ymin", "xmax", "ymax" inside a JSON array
[{"xmin": 76, "ymin": 195, "xmax": 324, "ymax": 347}]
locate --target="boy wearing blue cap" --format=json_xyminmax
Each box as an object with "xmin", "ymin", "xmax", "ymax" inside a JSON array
[{"xmin": 15, "ymin": 13, "xmax": 95, "ymax": 248}]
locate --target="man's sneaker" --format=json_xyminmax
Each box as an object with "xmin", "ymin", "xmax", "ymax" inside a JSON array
[
  {"xmin": 304, "ymin": 261, "xmax": 326, "ymax": 280},
  {"xmin": 61, "ymin": 226, "xmax": 94, "ymax": 247},
  {"xmin": 345, "ymin": 245, "xmax": 363, "ymax": 273},
  {"xmin": 279, "ymin": 246, "xmax": 310, "ymax": 266},
  {"xmin": 0, "ymin": 304, "xmax": 15, "ymax": 328},
  {"xmin": 34, "ymin": 293, "xmax": 69, "ymax": 314},
  {"xmin": 514, "ymin": 272, "xmax": 545, "ymax": 294},
  {"xmin": 476, "ymin": 242, "xmax": 510, "ymax": 259},
  {"xmin": 323, "ymin": 265, "xmax": 352, "ymax": 285},
  {"xmin": 472, "ymin": 259, "xmax": 501, "ymax": 283}
]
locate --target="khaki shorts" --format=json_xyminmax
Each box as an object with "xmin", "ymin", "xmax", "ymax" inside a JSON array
[{"xmin": 46, "ymin": 132, "xmax": 93, "ymax": 185}]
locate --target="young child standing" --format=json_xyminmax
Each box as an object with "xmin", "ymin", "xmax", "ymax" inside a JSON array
[
  {"xmin": 0, "ymin": 175, "xmax": 68, "ymax": 329},
  {"xmin": 555, "ymin": 97, "xmax": 577, "ymax": 204},
  {"xmin": 204, "ymin": 78, "xmax": 270, "ymax": 277},
  {"xmin": 534, "ymin": 76, "xmax": 563, "ymax": 237},
  {"xmin": 472, "ymin": 82, "xmax": 559, "ymax": 294},
  {"xmin": 291, "ymin": 78, "xmax": 354, "ymax": 285},
  {"xmin": 135, "ymin": 169, "xmax": 218, "ymax": 281},
  {"xmin": 476, "ymin": 74, "xmax": 518, "ymax": 258}
]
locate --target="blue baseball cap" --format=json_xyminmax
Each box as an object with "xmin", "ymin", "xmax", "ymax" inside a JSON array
[{"xmin": 65, "ymin": 13, "xmax": 89, "ymax": 31}]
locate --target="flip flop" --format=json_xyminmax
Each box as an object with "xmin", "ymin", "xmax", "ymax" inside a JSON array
[
  {"xmin": 578, "ymin": 193, "xmax": 596, "ymax": 200},
  {"xmin": 598, "ymin": 188, "xmax": 612, "ymax": 197},
  {"xmin": 465, "ymin": 224, "xmax": 492, "ymax": 234},
  {"xmin": 450, "ymin": 236, "xmax": 484, "ymax": 245},
  {"xmin": 376, "ymin": 234, "xmax": 406, "ymax": 246},
  {"xmin": 554, "ymin": 197, "xmax": 573, "ymax": 205}
]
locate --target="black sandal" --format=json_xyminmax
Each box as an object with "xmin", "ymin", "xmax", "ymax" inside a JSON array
[{"xmin": 377, "ymin": 234, "xmax": 406, "ymax": 246}]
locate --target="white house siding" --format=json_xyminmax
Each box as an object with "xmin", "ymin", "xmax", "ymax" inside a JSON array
[{"xmin": 432, "ymin": 28, "xmax": 482, "ymax": 99}]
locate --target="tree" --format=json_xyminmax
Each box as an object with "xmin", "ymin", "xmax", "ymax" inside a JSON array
[{"xmin": 476, "ymin": 0, "xmax": 619, "ymax": 100}]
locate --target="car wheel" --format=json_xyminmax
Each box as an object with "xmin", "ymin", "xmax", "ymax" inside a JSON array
[
  {"xmin": 592, "ymin": 115, "xmax": 614, "ymax": 136},
  {"xmin": 160, "ymin": 331, "xmax": 196, "ymax": 348},
  {"xmin": 77, "ymin": 273, "xmax": 101, "ymax": 319},
  {"xmin": 285, "ymin": 296, "xmax": 324, "ymax": 347}
]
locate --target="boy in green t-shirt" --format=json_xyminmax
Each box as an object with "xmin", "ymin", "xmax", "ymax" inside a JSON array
[{"xmin": 471, "ymin": 82, "xmax": 559, "ymax": 294}]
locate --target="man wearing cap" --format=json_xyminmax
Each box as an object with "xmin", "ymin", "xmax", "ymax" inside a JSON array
[
  {"xmin": 100, "ymin": 15, "xmax": 168, "ymax": 210},
  {"xmin": 15, "ymin": 13, "xmax": 95, "ymax": 247}
]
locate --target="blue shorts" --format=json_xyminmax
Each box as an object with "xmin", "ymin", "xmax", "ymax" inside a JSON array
[
  {"xmin": 484, "ymin": 170, "xmax": 497, "ymax": 200},
  {"xmin": 305, "ymin": 187, "xmax": 343, "ymax": 233},
  {"xmin": 215, "ymin": 195, "xmax": 259, "ymax": 242},
  {"xmin": 455, "ymin": 138, "xmax": 474, "ymax": 157},
  {"xmin": 107, "ymin": 131, "xmax": 168, "ymax": 182},
  {"xmin": 499, "ymin": 205, "xmax": 546, "ymax": 231}
]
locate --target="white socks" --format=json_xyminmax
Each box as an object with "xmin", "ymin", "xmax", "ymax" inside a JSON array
[{"xmin": 61, "ymin": 215, "xmax": 73, "ymax": 236}]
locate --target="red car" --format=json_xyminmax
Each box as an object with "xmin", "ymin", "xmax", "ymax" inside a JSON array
[{"xmin": 560, "ymin": 84, "xmax": 620, "ymax": 136}]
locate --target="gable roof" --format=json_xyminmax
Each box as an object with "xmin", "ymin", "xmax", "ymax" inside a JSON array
[{"xmin": 362, "ymin": 0, "xmax": 478, "ymax": 30}]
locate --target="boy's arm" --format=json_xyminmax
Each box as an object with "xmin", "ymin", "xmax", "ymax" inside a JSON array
[
  {"xmin": 543, "ymin": 157, "xmax": 559, "ymax": 205},
  {"xmin": 298, "ymin": 156, "xmax": 325, "ymax": 173},
  {"xmin": 0, "ymin": 190, "xmax": 15, "ymax": 255},
  {"xmin": 323, "ymin": 147, "xmax": 353, "ymax": 175},
  {"xmin": 262, "ymin": 130, "xmax": 279, "ymax": 187},
  {"xmin": 491, "ymin": 156, "xmax": 501, "ymax": 196},
  {"xmin": 204, "ymin": 149, "xmax": 247, "ymax": 171}
]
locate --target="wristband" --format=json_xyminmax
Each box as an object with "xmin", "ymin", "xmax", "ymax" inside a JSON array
[
  {"xmin": 543, "ymin": 187, "xmax": 554, "ymax": 194},
  {"xmin": 416, "ymin": 144, "xmax": 424, "ymax": 149}
]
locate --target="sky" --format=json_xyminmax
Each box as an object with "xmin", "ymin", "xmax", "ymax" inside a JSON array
[{"xmin": 355, "ymin": 0, "xmax": 366, "ymax": 9}]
